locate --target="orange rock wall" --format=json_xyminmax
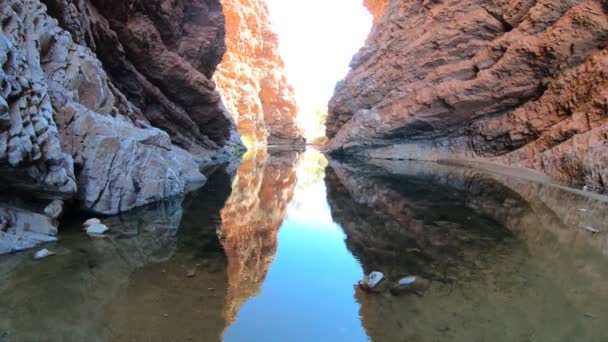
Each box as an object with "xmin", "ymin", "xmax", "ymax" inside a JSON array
[
  {"xmin": 214, "ymin": 0, "xmax": 305, "ymax": 147},
  {"xmin": 327, "ymin": 0, "xmax": 608, "ymax": 191}
]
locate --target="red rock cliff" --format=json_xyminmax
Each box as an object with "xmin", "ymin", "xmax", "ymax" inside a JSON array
[
  {"xmin": 327, "ymin": 0, "xmax": 608, "ymax": 191},
  {"xmin": 214, "ymin": 0, "xmax": 306, "ymax": 147}
]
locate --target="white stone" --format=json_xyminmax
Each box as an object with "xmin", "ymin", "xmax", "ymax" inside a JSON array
[
  {"xmin": 33, "ymin": 248, "xmax": 56, "ymax": 260},
  {"xmin": 86, "ymin": 223, "xmax": 109, "ymax": 235}
]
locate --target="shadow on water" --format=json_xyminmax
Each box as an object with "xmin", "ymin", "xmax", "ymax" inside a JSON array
[{"xmin": 1, "ymin": 149, "xmax": 608, "ymax": 341}]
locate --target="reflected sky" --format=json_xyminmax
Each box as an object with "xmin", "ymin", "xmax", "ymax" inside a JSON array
[{"xmin": 224, "ymin": 150, "xmax": 369, "ymax": 341}]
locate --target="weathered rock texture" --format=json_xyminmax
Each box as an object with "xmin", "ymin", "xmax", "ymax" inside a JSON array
[
  {"xmin": 219, "ymin": 148, "xmax": 300, "ymax": 326},
  {"xmin": 327, "ymin": 0, "xmax": 608, "ymax": 191},
  {"xmin": 1, "ymin": 0, "xmax": 243, "ymax": 220},
  {"xmin": 214, "ymin": 0, "xmax": 305, "ymax": 147}
]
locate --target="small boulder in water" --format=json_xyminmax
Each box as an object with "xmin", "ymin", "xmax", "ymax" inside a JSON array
[
  {"xmin": 83, "ymin": 218, "xmax": 101, "ymax": 227},
  {"xmin": 390, "ymin": 276, "xmax": 430, "ymax": 296},
  {"xmin": 85, "ymin": 223, "xmax": 109, "ymax": 236},
  {"xmin": 358, "ymin": 271, "xmax": 386, "ymax": 292},
  {"xmin": 33, "ymin": 248, "xmax": 56, "ymax": 260}
]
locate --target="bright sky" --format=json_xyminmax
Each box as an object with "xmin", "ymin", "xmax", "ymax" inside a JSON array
[{"xmin": 265, "ymin": 0, "xmax": 372, "ymax": 135}]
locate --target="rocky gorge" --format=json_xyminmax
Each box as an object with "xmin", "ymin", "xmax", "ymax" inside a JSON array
[
  {"xmin": 0, "ymin": 0, "xmax": 307, "ymax": 253},
  {"xmin": 327, "ymin": 0, "xmax": 608, "ymax": 191}
]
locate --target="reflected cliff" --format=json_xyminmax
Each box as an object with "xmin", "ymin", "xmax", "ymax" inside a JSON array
[
  {"xmin": 219, "ymin": 148, "xmax": 301, "ymax": 327},
  {"xmin": 325, "ymin": 157, "xmax": 608, "ymax": 341},
  {"xmin": 2, "ymin": 149, "xmax": 608, "ymax": 341}
]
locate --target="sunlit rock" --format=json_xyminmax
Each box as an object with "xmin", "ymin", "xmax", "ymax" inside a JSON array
[{"xmin": 214, "ymin": 0, "xmax": 305, "ymax": 148}]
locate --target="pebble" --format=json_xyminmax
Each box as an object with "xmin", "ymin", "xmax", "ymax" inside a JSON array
[
  {"xmin": 33, "ymin": 248, "xmax": 56, "ymax": 260},
  {"xmin": 390, "ymin": 275, "xmax": 430, "ymax": 296},
  {"xmin": 583, "ymin": 226, "xmax": 600, "ymax": 234}
]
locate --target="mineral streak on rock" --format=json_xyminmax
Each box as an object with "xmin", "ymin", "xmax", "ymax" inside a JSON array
[
  {"xmin": 214, "ymin": 0, "xmax": 305, "ymax": 147},
  {"xmin": 327, "ymin": 0, "xmax": 608, "ymax": 190}
]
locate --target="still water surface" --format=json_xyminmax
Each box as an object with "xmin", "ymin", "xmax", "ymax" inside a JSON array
[{"xmin": 1, "ymin": 148, "xmax": 608, "ymax": 341}]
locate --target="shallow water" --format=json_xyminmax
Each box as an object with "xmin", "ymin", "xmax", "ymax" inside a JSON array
[{"xmin": 1, "ymin": 148, "xmax": 608, "ymax": 341}]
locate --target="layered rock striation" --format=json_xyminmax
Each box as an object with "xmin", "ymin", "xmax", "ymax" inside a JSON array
[
  {"xmin": 1, "ymin": 0, "xmax": 243, "ymax": 219},
  {"xmin": 214, "ymin": 0, "xmax": 305, "ymax": 147},
  {"xmin": 327, "ymin": 0, "xmax": 608, "ymax": 190}
]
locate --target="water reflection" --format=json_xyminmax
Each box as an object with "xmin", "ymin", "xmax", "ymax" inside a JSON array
[
  {"xmin": 327, "ymin": 157, "xmax": 608, "ymax": 341},
  {"xmin": 0, "ymin": 167, "xmax": 235, "ymax": 341},
  {"xmin": 219, "ymin": 148, "xmax": 301, "ymax": 327},
  {"xmin": 1, "ymin": 149, "xmax": 608, "ymax": 341},
  {"xmin": 223, "ymin": 149, "xmax": 369, "ymax": 341}
]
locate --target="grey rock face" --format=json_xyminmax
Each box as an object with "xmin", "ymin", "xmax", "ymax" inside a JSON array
[
  {"xmin": 43, "ymin": 199, "xmax": 64, "ymax": 219},
  {"xmin": 0, "ymin": 205, "xmax": 58, "ymax": 254},
  {"xmin": 0, "ymin": 0, "xmax": 77, "ymax": 197},
  {"xmin": 0, "ymin": 0, "xmax": 237, "ymax": 221}
]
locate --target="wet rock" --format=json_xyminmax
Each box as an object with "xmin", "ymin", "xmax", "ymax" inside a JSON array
[
  {"xmin": 33, "ymin": 248, "xmax": 56, "ymax": 260},
  {"xmin": 0, "ymin": 206, "xmax": 58, "ymax": 254},
  {"xmin": 44, "ymin": 200, "xmax": 64, "ymax": 220},
  {"xmin": 358, "ymin": 271, "xmax": 386, "ymax": 293},
  {"xmin": 390, "ymin": 276, "xmax": 430, "ymax": 296}
]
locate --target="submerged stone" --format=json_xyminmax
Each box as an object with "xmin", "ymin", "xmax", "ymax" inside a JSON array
[
  {"xmin": 86, "ymin": 223, "xmax": 109, "ymax": 236},
  {"xmin": 33, "ymin": 248, "xmax": 56, "ymax": 260},
  {"xmin": 390, "ymin": 276, "xmax": 430, "ymax": 296}
]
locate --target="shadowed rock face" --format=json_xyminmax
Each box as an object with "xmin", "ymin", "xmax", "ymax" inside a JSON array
[
  {"xmin": 214, "ymin": 0, "xmax": 305, "ymax": 147},
  {"xmin": 0, "ymin": 0, "xmax": 243, "ymax": 222},
  {"xmin": 327, "ymin": 0, "xmax": 608, "ymax": 191},
  {"xmin": 219, "ymin": 148, "xmax": 301, "ymax": 327},
  {"xmin": 43, "ymin": 0, "xmax": 241, "ymax": 150},
  {"xmin": 325, "ymin": 157, "xmax": 608, "ymax": 341}
]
